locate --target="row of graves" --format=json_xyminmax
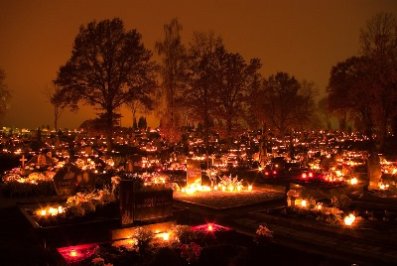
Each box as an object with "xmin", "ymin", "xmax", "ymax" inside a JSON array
[
  {"xmin": 242, "ymin": 134, "xmax": 397, "ymax": 264},
  {"xmin": 1, "ymin": 128, "xmax": 397, "ymax": 264},
  {"xmin": 170, "ymin": 130, "xmax": 397, "ymax": 264},
  {"xmin": 11, "ymin": 157, "xmax": 307, "ymax": 265},
  {"xmin": 0, "ymin": 130, "xmax": 290, "ymax": 265}
]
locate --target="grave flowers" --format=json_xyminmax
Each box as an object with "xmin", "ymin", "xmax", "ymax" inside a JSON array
[
  {"xmin": 254, "ymin": 224, "xmax": 273, "ymax": 246},
  {"xmin": 34, "ymin": 187, "xmax": 116, "ymax": 223},
  {"xmin": 2, "ymin": 167, "xmax": 56, "ymax": 197}
]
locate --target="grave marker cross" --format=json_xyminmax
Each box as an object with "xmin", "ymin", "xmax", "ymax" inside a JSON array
[{"xmin": 20, "ymin": 155, "xmax": 27, "ymax": 168}]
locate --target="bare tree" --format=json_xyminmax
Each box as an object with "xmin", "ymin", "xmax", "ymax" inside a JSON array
[
  {"xmin": 182, "ymin": 32, "xmax": 223, "ymax": 136},
  {"xmin": 212, "ymin": 47, "xmax": 261, "ymax": 137},
  {"xmin": 155, "ymin": 18, "xmax": 188, "ymax": 142},
  {"xmin": 43, "ymin": 85, "xmax": 63, "ymax": 130},
  {"xmin": 328, "ymin": 56, "xmax": 375, "ymax": 141},
  {"xmin": 256, "ymin": 72, "xmax": 315, "ymax": 136},
  {"xmin": 53, "ymin": 18, "xmax": 157, "ymax": 150},
  {"xmin": 360, "ymin": 12, "xmax": 397, "ymax": 148}
]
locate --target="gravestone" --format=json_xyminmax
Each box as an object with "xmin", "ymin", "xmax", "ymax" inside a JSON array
[
  {"xmin": 53, "ymin": 163, "xmax": 81, "ymax": 196},
  {"xmin": 120, "ymin": 179, "xmax": 135, "ymax": 225},
  {"xmin": 76, "ymin": 170, "xmax": 95, "ymax": 192},
  {"xmin": 20, "ymin": 155, "xmax": 27, "ymax": 169},
  {"xmin": 126, "ymin": 159, "xmax": 134, "ymax": 172},
  {"xmin": 119, "ymin": 179, "xmax": 173, "ymax": 226},
  {"xmin": 133, "ymin": 189, "xmax": 173, "ymax": 222},
  {"xmin": 177, "ymin": 154, "xmax": 186, "ymax": 163},
  {"xmin": 37, "ymin": 153, "xmax": 51, "ymax": 167},
  {"xmin": 84, "ymin": 146, "xmax": 93, "ymax": 156},
  {"xmin": 186, "ymin": 159, "xmax": 202, "ymax": 185},
  {"xmin": 368, "ymin": 153, "xmax": 382, "ymax": 191}
]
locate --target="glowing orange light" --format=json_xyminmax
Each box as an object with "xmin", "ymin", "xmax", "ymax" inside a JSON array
[
  {"xmin": 207, "ymin": 224, "xmax": 214, "ymax": 232},
  {"xmin": 344, "ymin": 213, "xmax": 356, "ymax": 226},
  {"xmin": 57, "ymin": 243, "xmax": 98, "ymax": 264},
  {"xmin": 156, "ymin": 232, "xmax": 170, "ymax": 241},
  {"xmin": 191, "ymin": 223, "xmax": 231, "ymax": 233},
  {"xmin": 349, "ymin": 177, "xmax": 358, "ymax": 185}
]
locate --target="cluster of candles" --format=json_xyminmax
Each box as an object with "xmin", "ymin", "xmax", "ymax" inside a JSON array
[
  {"xmin": 58, "ymin": 222, "xmax": 229, "ymax": 263},
  {"xmin": 292, "ymin": 198, "xmax": 357, "ymax": 227},
  {"xmin": 35, "ymin": 205, "xmax": 65, "ymax": 217},
  {"xmin": 343, "ymin": 213, "xmax": 356, "ymax": 226},
  {"xmin": 3, "ymin": 171, "xmax": 54, "ymax": 185},
  {"xmin": 180, "ymin": 182, "xmax": 253, "ymax": 195}
]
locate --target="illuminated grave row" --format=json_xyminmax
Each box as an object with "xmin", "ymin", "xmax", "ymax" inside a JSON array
[
  {"xmin": 180, "ymin": 159, "xmax": 253, "ymax": 195},
  {"xmin": 57, "ymin": 222, "xmax": 231, "ymax": 264}
]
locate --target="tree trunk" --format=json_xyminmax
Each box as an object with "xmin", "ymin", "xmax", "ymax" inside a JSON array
[
  {"xmin": 204, "ymin": 112, "xmax": 210, "ymax": 169},
  {"xmin": 392, "ymin": 115, "xmax": 397, "ymax": 137},
  {"xmin": 106, "ymin": 109, "xmax": 113, "ymax": 152},
  {"xmin": 289, "ymin": 133, "xmax": 295, "ymax": 160},
  {"xmin": 362, "ymin": 109, "xmax": 375, "ymax": 151},
  {"xmin": 259, "ymin": 122, "xmax": 268, "ymax": 167},
  {"xmin": 339, "ymin": 112, "xmax": 347, "ymax": 131},
  {"xmin": 54, "ymin": 106, "xmax": 59, "ymax": 131},
  {"xmin": 132, "ymin": 109, "xmax": 136, "ymax": 125},
  {"xmin": 227, "ymin": 116, "xmax": 233, "ymax": 147},
  {"xmin": 367, "ymin": 152, "xmax": 382, "ymax": 191},
  {"xmin": 379, "ymin": 118, "xmax": 388, "ymax": 152}
]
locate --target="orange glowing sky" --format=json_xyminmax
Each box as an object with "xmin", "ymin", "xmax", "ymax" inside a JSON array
[{"xmin": 0, "ymin": 0, "xmax": 396, "ymax": 129}]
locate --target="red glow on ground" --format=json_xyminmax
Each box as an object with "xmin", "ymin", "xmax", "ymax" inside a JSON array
[
  {"xmin": 191, "ymin": 223, "xmax": 231, "ymax": 233},
  {"xmin": 57, "ymin": 243, "xmax": 98, "ymax": 263}
]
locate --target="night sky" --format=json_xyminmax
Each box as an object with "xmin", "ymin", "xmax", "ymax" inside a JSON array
[{"xmin": 0, "ymin": 0, "xmax": 396, "ymax": 129}]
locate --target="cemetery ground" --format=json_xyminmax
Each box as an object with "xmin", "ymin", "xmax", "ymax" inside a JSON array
[
  {"xmin": 1, "ymin": 183, "xmax": 394, "ymax": 265},
  {"xmin": 0, "ymin": 187, "xmax": 339, "ymax": 266},
  {"xmin": 1, "ymin": 130, "xmax": 397, "ymax": 265},
  {"xmin": 173, "ymin": 184, "xmax": 397, "ymax": 266}
]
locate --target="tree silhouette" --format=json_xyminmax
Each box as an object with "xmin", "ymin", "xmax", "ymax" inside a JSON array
[
  {"xmin": 132, "ymin": 116, "xmax": 138, "ymax": 130},
  {"xmin": 0, "ymin": 68, "xmax": 11, "ymax": 123},
  {"xmin": 328, "ymin": 13, "xmax": 397, "ymax": 149},
  {"xmin": 156, "ymin": 18, "xmax": 188, "ymax": 142},
  {"xmin": 43, "ymin": 85, "xmax": 63, "ymax": 130},
  {"xmin": 256, "ymin": 72, "xmax": 315, "ymax": 136},
  {"xmin": 138, "ymin": 116, "xmax": 147, "ymax": 130},
  {"xmin": 212, "ymin": 47, "xmax": 261, "ymax": 136},
  {"xmin": 328, "ymin": 56, "xmax": 375, "ymax": 140},
  {"xmin": 182, "ymin": 32, "xmax": 223, "ymax": 136},
  {"xmin": 53, "ymin": 18, "xmax": 156, "ymax": 149},
  {"xmin": 360, "ymin": 12, "xmax": 397, "ymax": 147}
]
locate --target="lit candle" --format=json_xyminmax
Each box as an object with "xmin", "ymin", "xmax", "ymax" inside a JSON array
[{"xmin": 343, "ymin": 213, "xmax": 356, "ymax": 226}]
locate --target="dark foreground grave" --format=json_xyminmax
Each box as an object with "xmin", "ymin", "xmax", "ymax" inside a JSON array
[
  {"xmin": 227, "ymin": 207, "xmax": 397, "ymax": 266},
  {"xmin": 54, "ymin": 222, "xmax": 350, "ymax": 266}
]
